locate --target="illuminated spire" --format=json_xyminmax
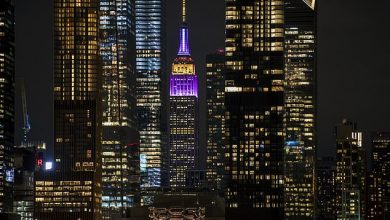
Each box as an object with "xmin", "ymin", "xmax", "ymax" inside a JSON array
[
  {"xmin": 182, "ymin": 0, "xmax": 186, "ymax": 23},
  {"xmin": 178, "ymin": 0, "xmax": 190, "ymax": 55}
]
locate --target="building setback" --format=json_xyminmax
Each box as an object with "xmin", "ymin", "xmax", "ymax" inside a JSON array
[
  {"xmin": 136, "ymin": 0, "xmax": 167, "ymax": 189},
  {"xmin": 283, "ymin": 0, "xmax": 317, "ymax": 218},
  {"xmin": 206, "ymin": 49, "xmax": 225, "ymax": 192},
  {"xmin": 169, "ymin": 0, "xmax": 199, "ymax": 189},
  {"xmin": 99, "ymin": 0, "xmax": 140, "ymax": 218},
  {"xmin": 34, "ymin": 0, "xmax": 102, "ymax": 219},
  {"xmin": 0, "ymin": 0, "xmax": 15, "ymax": 212}
]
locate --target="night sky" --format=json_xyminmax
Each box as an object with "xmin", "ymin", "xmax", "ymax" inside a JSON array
[{"xmin": 14, "ymin": 0, "xmax": 390, "ymax": 157}]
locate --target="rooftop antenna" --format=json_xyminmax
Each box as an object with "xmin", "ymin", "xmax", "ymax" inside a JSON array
[{"xmin": 182, "ymin": 0, "xmax": 187, "ymax": 23}]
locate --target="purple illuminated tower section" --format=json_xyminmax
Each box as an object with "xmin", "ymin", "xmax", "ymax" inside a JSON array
[{"xmin": 169, "ymin": 0, "xmax": 199, "ymax": 189}]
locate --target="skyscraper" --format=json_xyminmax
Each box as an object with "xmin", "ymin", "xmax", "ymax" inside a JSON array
[
  {"xmin": 316, "ymin": 157, "xmax": 337, "ymax": 220},
  {"xmin": 14, "ymin": 145, "xmax": 35, "ymax": 220},
  {"xmin": 224, "ymin": 0, "xmax": 285, "ymax": 218},
  {"xmin": 283, "ymin": 0, "xmax": 317, "ymax": 218},
  {"xmin": 136, "ymin": 0, "xmax": 167, "ymax": 189},
  {"xmin": 335, "ymin": 120, "xmax": 366, "ymax": 220},
  {"xmin": 206, "ymin": 49, "xmax": 225, "ymax": 192},
  {"xmin": 34, "ymin": 1, "xmax": 102, "ymax": 218},
  {"xmin": 99, "ymin": 0, "xmax": 139, "ymax": 218},
  {"xmin": 0, "ymin": 0, "xmax": 15, "ymax": 212},
  {"xmin": 169, "ymin": 0, "xmax": 199, "ymax": 189},
  {"xmin": 370, "ymin": 132, "xmax": 390, "ymax": 219},
  {"xmin": 366, "ymin": 171, "xmax": 384, "ymax": 219}
]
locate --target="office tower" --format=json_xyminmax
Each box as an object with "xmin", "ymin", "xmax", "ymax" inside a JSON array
[
  {"xmin": 34, "ymin": 0, "xmax": 102, "ymax": 219},
  {"xmin": 224, "ymin": 0, "xmax": 285, "ymax": 218},
  {"xmin": 99, "ymin": 0, "xmax": 140, "ymax": 218},
  {"xmin": 335, "ymin": 120, "xmax": 366, "ymax": 220},
  {"xmin": 316, "ymin": 157, "xmax": 337, "ymax": 220},
  {"xmin": 136, "ymin": 0, "xmax": 167, "ymax": 189},
  {"xmin": 0, "ymin": 0, "xmax": 15, "ymax": 213},
  {"xmin": 205, "ymin": 49, "xmax": 225, "ymax": 192},
  {"xmin": 14, "ymin": 145, "xmax": 35, "ymax": 220},
  {"xmin": 169, "ymin": 0, "xmax": 199, "ymax": 189},
  {"xmin": 284, "ymin": 0, "xmax": 317, "ymax": 218},
  {"xmin": 366, "ymin": 171, "xmax": 384, "ymax": 219},
  {"xmin": 370, "ymin": 132, "xmax": 390, "ymax": 219}
]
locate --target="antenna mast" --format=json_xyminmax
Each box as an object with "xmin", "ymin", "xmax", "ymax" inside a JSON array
[{"xmin": 182, "ymin": 0, "xmax": 187, "ymax": 23}]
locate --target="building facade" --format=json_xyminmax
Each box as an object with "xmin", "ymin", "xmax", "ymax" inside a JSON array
[
  {"xmin": 135, "ymin": 0, "xmax": 167, "ymax": 189},
  {"xmin": 34, "ymin": 0, "xmax": 102, "ymax": 219},
  {"xmin": 316, "ymin": 157, "xmax": 337, "ymax": 220},
  {"xmin": 0, "ymin": 0, "xmax": 15, "ymax": 212},
  {"xmin": 169, "ymin": 0, "xmax": 199, "ymax": 189},
  {"xmin": 13, "ymin": 146, "xmax": 36, "ymax": 220},
  {"xmin": 224, "ymin": 0, "xmax": 285, "ymax": 218},
  {"xmin": 283, "ymin": 0, "xmax": 317, "ymax": 218},
  {"xmin": 205, "ymin": 49, "xmax": 225, "ymax": 192},
  {"xmin": 99, "ymin": 0, "xmax": 140, "ymax": 218},
  {"xmin": 335, "ymin": 120, "xmax": 366, "ymax": 220},
  {"xmin": 366, "ymin": 171, "xmax": 384, "ymax": 219},
  {"xmin": 370, "ymin": 132, "xmax": 390, "ymax": 219}
]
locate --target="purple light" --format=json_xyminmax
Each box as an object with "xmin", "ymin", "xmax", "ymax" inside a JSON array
[
  {"xmin": 170, "ymin": 75, "xmax": 198, "ymax": 97},
  {"xmin": 177, "ymin": 26, "xmax": 190, "ymax": 56}
]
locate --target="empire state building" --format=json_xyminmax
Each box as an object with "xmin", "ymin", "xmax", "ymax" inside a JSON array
[{"xmin": 169, "ymin": 0, "xmax": 199, "ymax": 189}]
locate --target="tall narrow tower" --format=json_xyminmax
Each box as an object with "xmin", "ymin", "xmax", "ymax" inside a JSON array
[
  {"xmin": 100, "ymin": 0, "xmax": 140, "ymax": 218},
  {"xmin": 136, "ymin": 0, "xmax": 167, "ymax": 189},
  {"xmin": 169, "ymin": 0, "xmax": 199, "ymax": 189},
  {"xmin": 0, "ymin": 0, "xmax": 15, "ymax": 212},
  {"xmin": 284, "ymin": 0, "xmax": 317, "ymax": 218}
]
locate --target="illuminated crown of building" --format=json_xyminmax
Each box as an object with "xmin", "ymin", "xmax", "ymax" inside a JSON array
[
  {"xmin": 303, "ymin": 0, "xmax": 316, "ymax": 10},
  {"xmin": 170, "ymin": 0, "xmax": 198, "ymax": 97}
]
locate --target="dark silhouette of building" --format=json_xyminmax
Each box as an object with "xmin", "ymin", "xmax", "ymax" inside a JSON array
[
  {"xmin": 366, "ymin": 171, "xmax": 384, "ymax": 219},
  {"xmin": 368, "ymin": 132, "xmax": 390, "ymax": 219},
  {"xmin": 205, "ymin": 49, "xmax": 225, "ymax": 193},
  {"xmin": 0, "ymin": 0, "xmax": 15, "ymax": 212},
  {"xmin": 316, "ymin": 157, "xmax": 337, "ymax": 220},
  {"xmin": 13, "ymin": 145, "xmax": 35, "ymax": 220},
  {"xmin": 335, "ymin": 120, "xmax": 366, "ymax": 220},
  {"xmin": 34, "ymin": 0, "xmax": 102, "ymax": 219}
]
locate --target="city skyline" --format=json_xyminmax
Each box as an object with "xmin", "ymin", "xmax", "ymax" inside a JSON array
[
  {"xmin": 1, "ymin": 0, "xmax": 390, "ymax": 219},
  {"xmin": 13, "ymin": 0, "xmax": 390, "ymax": 158}
]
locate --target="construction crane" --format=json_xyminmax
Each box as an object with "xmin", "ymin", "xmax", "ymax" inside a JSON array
[{"xmin": 21, "ymin": 79, "xmax": 31, "ymax": 144}]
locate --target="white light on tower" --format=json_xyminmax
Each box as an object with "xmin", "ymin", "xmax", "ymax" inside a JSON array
[{"xmin": 45, "ymin": 162, "xmax": 53, "ymax": 170}]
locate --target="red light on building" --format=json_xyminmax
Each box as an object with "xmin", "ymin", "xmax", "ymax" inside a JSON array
[{"xmin": 37, "ymin": 159, "xmax": 43, "ymax": 167}]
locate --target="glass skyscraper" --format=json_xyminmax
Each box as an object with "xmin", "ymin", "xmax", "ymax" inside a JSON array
[
  {"xmin": 99, "ymin": 0, "xmax": 140, "ymax": 218},
  {"xmin": 135, "ymin": 0, "xmax": 167, "ymax": 189},
  {"xmin": 0, "ymin": 0, "xmax": 15, "ymax": 212},
  {"xmin": 169, "ymin": 0, "xmax": 199, "ymax": 189},
  {"xmin": 283, "ymin": 0, "xmax": 317, "ymax": 218},
  {"xmin": 206, "ymin": 49, "xmax": 225, "ymax": 192},
  {"xmin": 224, "ymin": 1, "xmax": 317, "ymax": 218},
  {"xmin": 224, "ymin": 0, "xmax": 285, "ymax": 218},
  {"xmin": 34, "ymin": 1, "xmax": 102, "ymax": 219}
]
